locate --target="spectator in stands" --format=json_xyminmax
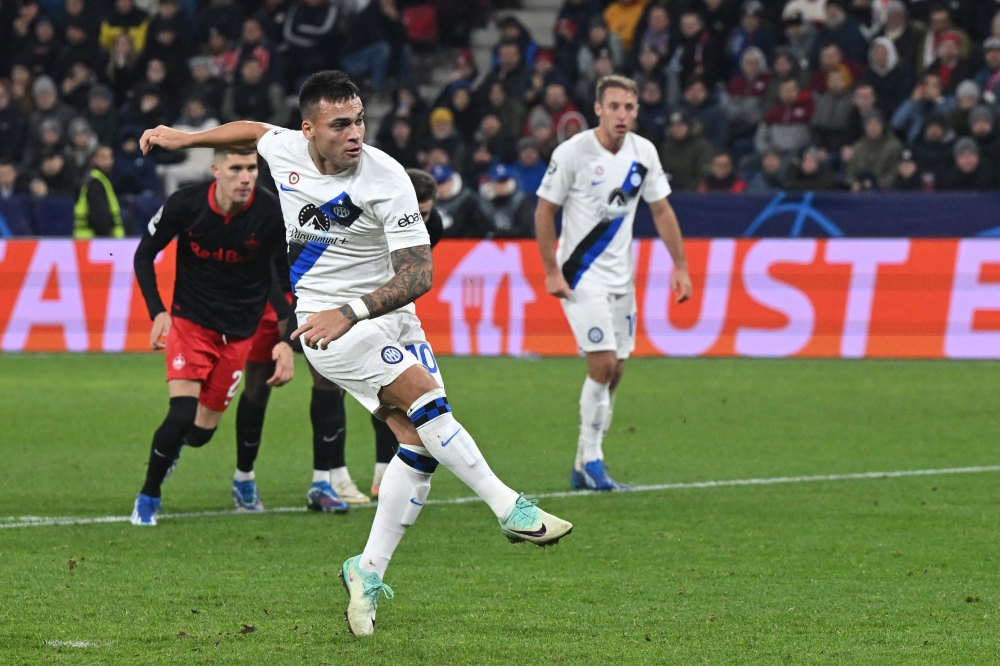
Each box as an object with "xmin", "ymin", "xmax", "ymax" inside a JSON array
[
  {"xmin": 554, "ymin": 18, "xmax": 582, "ymax": 84},
  {"xmin": 762, "ymin": 48, "xmax": 809, "ymax": 111},
  {"xmin": 811, "ymin": 66, "xmax": 854, "ymax": 152},
  {"xmin": 145, "ymin": 0, "xmax": 192, "ymax": 77},
  {"xmin": 782, "ymin": 0, "xmax": 827, "ymax": 25},
  {"xmin": 221, "ymin": 59, "xmax": 289, "ymax": 126},
  {"xmin": 558, "ymin": 112, "xmax": 587, "ymax": 143},
  {"xmin": 340, "ymin": 0, "xmax": 408, "ymax": 96},
  {"xmin": 892, "ymin": 148, "xmax": 924, "ymax": 190},
  {"xmin": 846, "ymin": 109, "xmax": 902, "ymax": 190},
  {"xmin": 158, "ymin": 98, "xmax": 219, "ymax": 194},
  {"xmin": 73, "ymin": 145, "xmax": 123, "ymax": 238},
  {"xmin": 866, "ymin": 37, "xmax": 913, "ymax": 120},
  {"xmin": 483, "ymin": 82, "xmax": 527, "ymax": 143},
  {"xmin": 379, "ymin": 117, "xmax": 420, "ymax": 169},
  {"xmin": 0, "ymin": 162, "xmax": 26, "ymax": 199},
  {"xmin": 633, "ymin": 5, "xmax": 672, "ymax": 63},
  {"xmin": 420, "ymin": 107, "xmax": 465, "ymax": 164},
  {"xmin": 528, "ymin": 108, "xmax": 557, "ymax": 161},
  {"xmin": 809, "ymin": 43, "xmax": 862, "ymax": 93},
  {"xmin": 443, "ymin": 84, "xmax": 477, "ymax": 143},
  {"xmin": 112, "ymin": 125, "xmax": 160, "ymax": 196},
  {"xmin": 727, "ymin": 1, "xmax": 776, "ymax": 70},
  {"xmin": 125, "ymin": 83, "xmax": 173, "ymax": 132},
  {"xmin": 479, "ymin": 40, "xmax": 532, "ymax": 102},
  {"xmin": 10, "ymin": 2, "xmax": 43, "ymax": 67},
  {"xmin": 221, "ymin": 17, "xmax": 281, "ymax": 87},
  {"xmin": 891, "ymin": 73, "xmax": 955, "ymax": 144},
  {"xmin": 746, "ymin": 148, "xmax": 785, "ymax": 191},
  {"xmin": 911, "ymin": 114, "xmax": 955, "ymax": 184},
  {"xmin": 785, "ymin": 145, "xmax": 838, "ymax": 190},
  {"xmin": 61, "ymin": 6, "xmax": 107, "ymax": 80},
  {"xmin": 477, "ymin": 163, "xmax": 534, "ymax": 238},
  {"xmin": 919, "ymin": 5, "xmax": 971, "ymax": 73},
  {"xmin": 85, "ymin": 85, "xmax": 119, "ymax": 148},
  {"xmin": 701, "ymin": 0, "xmax": 740, "ymax": 44},
  {"xmin": 65, "ymin": 118, "xmax": 98, "ymax": 174},
  {"xmin": 140, "ymin": 59, "xmax": 182, "ymax": 122},
  {"xmin": 782, "ymin": 13, "xmax": 816, "ymax": 67},
  {"xmin": 282, "ymin": 0, "xmax": 339, "ymax": 88},
  {"xmin": 723, "ymin": 47, "xmax": 771, "ymax": 138},
  {"xmin": 659, "ymin": 111, "xmax": 713, "ymax": 191},
  {"xmin": 99, "ymin": 0, "xmax": 151, "ymax": 54},
  {"xmin": 26, "ymin": 77, "xmax": 74, "ymax": 159},
  {"xmin": 576, "ymin": 52, "xmax": 615, "ymax": 124},
  {"xmin": 26, "ymin": 118, "xmax": 65, "ymax": 170},
  {"xmin": 941, "ymin": 137, "xmax": 996, "ymax": 190},
  {"xmin": 196, "ymin": 0, "xmax": 244, "ymax": 46},
  {"xmin": 106, "ymin": 33, "xmax": 142, "ymax": 103},
  {"xmin": 30, "ymin": 150, "xmax": 77, "ymax": 197},
  {"xmin": 815, "ymin": 0, "xmax": 867, "ymax": 64},
  {"xmin": 558, "ymin": 0, "xmax": 599, "ymax": 45},
  {"xmin": 844, "ymin": 82, "xmax": 877, "ymax": 145},
  {"xmin": 633, "ymin": 46, "xmax": 667, "ymax": 91},
  {"xmin": 926, "ymin": 31, "xmax": 976, "ymax": 94},
  {"xmin": 493, "ymin": 16, "xmax": 539, "ymax": 70},
  {"xmin": 947, "ymin": 80, "xmax": 981, "ymax": 136},
  {"xmin": 431, "ymin": 163, "xmax": 486, "ymax": 238},
  {"xmin": 474, "ymin": 112, "xmax": 516, "ymax": 165},
  {"xmin": 60, "ymin": 62, "xmax": 98, "ymax": 112},
  {"xmin": 878, "ymin": 1, "xmax": 924, "ymax": 73},
  {"xmin": 186, "ymin": 57, "xmax": 226, "ymax": 117},
  {"xmin": 699, "ymin": 151, "xmax": 747, "ymax": 192},
  {"xmin": 16, "ymin": 15, "xmax": 61, "ymax": 78},
  {"xmin": 676, "ymin": 10, "xmax": 724, "ymax": 87},
  {"xmin": 976, "ymin": 37, "xmax": 1000, "ymax": 101},
  {"xmin": 0, "ymin": 84, "xmax": 27, "ymax": 163},
  {"xmin": 636, "ymin": 79, "xmax": 669, "ymax": 143},
  {"xmin": 680, "ymin": 77, "xmax": 729, "ymax": 148},
  {"xmin": 510, "ymin": 137, "xmax": 548, "ymax": 196},
  {"xmin": 536, "ymin": 83, "xmax": 578, "ymax": 135},
  {"xmin": 755, "ymin": 77, "xmax": 814, "ymax": 157},
  {"xmin": 63, "ymin": 0, "xmax": 101, "ymax": 48},
  {"xmin": 578, "ymin": 17, "xmax": 625, "ymax": 78},
  {"xmin": 603, "ymin": 0, "xmax": 647, "ymax": 52},
  {"xmin": 969, "ymin": 106, "xmax": 1000, "ymax": 166}
]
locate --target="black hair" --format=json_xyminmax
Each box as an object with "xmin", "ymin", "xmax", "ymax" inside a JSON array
[
  {"xmin": 406, "ymin": 168, "xmax": 437, "ymax": 204},
  {"xmin": 298, "ymin": 70, "xmax": 360, "ymax": 118}
]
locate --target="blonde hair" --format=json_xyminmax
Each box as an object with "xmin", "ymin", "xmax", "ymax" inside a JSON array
[{"xmin": 596, "ymin": 75, "xmax": 639, "ymax": 103}]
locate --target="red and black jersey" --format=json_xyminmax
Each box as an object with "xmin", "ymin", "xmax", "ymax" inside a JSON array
[{"xmin": 134, "ymin": 181, "xmax": 291, "ymax": 339}]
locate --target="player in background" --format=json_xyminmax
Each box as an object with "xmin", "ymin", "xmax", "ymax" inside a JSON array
[
  {"xmin": 534, "ymin": 75, "xmax": 692, "ymax": 491},
  {"xmin": 140, "ymin": 71, "xmax": 572, "ymax": 636},
  {"xmin": 130, "ymin": 149, "xmax": 294, "ymax": 526},
  {"xmin": 370, "ymin": 168, "xmax": 442, "ymax": 498},
  {"xmin": 236, "ymin": 168, "xmax": 442, "ymax": 510}
]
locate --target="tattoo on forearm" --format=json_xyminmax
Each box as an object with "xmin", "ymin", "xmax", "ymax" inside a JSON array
[{"xmin": 360, "ymin": 245, "xmax": 433, "ymax": 319}]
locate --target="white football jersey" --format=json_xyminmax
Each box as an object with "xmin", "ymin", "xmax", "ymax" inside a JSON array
[
  {"xmin": 536, "ymin": 129, "xmax": 670, "ymax": 293},
  {"xmin": 257, "ymin": 128, "xmax": 429, "ymax": 314}
]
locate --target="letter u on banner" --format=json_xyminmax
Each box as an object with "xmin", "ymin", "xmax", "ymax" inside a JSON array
[{"xmin": 642, "ymin": 239, "xmax": 735, "ymax": 356}]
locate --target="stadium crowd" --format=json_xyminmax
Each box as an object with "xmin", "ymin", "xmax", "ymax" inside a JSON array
[{"xmin": 2, "ymin": 0, "xmax": 1000, "ymax": 239}]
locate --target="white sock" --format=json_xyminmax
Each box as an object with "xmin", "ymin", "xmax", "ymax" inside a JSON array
[
  {"xmin": 234, "ymin": 469, "xmax": 255, "ymax": 482},
  {"xmin": 359, "ymin": 453, "xmax": 432, "ymax": 578},
  {"xmin": 329, "ymin": 466, "xmax": 350, "ymax": 485},
  {"xmin": 601, "ymin": 388, "xmax": 617, "ymax": 441},
  {"xmin": 312, "ymin": 469, "xmax": 329, "ymax": 484},
  {"xmin": 577, "ymin": 376, "xmax": 610, "ymax": 467},
  {"xmin": 372, "ymin": 462, "xmax": 389, "ymax": 487},
  {"xmin": 408, "ymin": 389, "xmax": 519, "ymax": 520}
]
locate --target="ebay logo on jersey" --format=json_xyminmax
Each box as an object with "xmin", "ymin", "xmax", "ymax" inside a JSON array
[{"xmin": 2, "ymin": 238, "xmax": 1000, "ymax": 359}]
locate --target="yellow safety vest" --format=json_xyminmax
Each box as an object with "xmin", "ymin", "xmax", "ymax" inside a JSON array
[{"xmin": 74, "ymin": 169, "xmax": 124, "ymax": 239}]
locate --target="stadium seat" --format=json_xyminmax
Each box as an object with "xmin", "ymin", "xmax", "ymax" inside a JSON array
[
  {"xmin": 32, "ymin": 196, "xmax": 75, "ymax": 237},
  {"xmin": 0, "ymin": 196, "xmax": 35, "ymax": 236}
]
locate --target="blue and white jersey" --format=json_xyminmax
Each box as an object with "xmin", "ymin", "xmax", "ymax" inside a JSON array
[
  {"xmin": 536, "ymin": 129, "xmax": 670, "ymax": 293},
  {"xmin": 257, "ymin": 128, "xmax": 428, "ymax": 314}
]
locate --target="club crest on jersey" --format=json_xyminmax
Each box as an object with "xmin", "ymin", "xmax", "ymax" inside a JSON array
[
  {"xmin": 381, "ymin": 346, "xmax": 404, "ymax": 364},
  {"xmin": 172, "ymin": 354, "xmax": 186, "ymax": 370},
  {"xmin": 319, "ymin": 193, "xmax": 364, "ymax": 228},
  {"xmin": 607, "ymin": 188, "xmax": 628, "ymax": 207}
]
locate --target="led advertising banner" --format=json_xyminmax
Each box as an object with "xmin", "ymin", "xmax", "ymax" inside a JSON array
[{"xmin": 1, "ymin": 238, "xmax": 999, "ymax": 359}]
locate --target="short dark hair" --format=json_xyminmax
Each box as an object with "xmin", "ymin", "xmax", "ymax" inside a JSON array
[
  {"xmin": 407, "ymin": 168, "xmax": 437, "ymax": 204},
  {"xmin": 299, "ymin": 70, "xmax": 360, "ymax": 118},
  {"xmin": 213, "ymin": 148, "xmax": 257, "ymax": 160}
]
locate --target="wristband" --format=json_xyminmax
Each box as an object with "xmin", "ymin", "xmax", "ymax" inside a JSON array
[{"xmin": 347, "ymin": 298, "xmax": 370, "ymax": 321}]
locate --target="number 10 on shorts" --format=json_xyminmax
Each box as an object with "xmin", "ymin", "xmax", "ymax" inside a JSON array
[{"xmin": 405, "ymin": 343, "xmax": 438, "ymax": 373}]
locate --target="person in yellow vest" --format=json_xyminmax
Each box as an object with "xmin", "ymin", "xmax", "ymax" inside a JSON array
[
  {"xmin": 603, "ymin": 0, "xmax": 649, "ymax": 52},
  {"xmin": 99, "ymin": 0, "xmax": 151, "ymax": 53},
  {"xmin": 74, "ymin": 145, "xmax": 125, "ymax": 238}
]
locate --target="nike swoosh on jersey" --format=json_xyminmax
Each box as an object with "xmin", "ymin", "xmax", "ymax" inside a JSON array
[
  {"xmin": 509, "ymin": 524, "xmax": 547, "ymax": 537},
  {"xmin": 591, "ymin": 180, "xmax": 605, "ymax": 186},
  {"xmin": 279, "ymin": 184, "xmax": 297, "ymax": 192},
  {"xmin": 409, "ymin": 498, "xmax": 424, "ymax": 506}
]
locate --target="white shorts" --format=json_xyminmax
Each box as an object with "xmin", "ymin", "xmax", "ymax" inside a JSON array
[
  {"xmin": 299, "ymin": 308, "xmax": 444, "ymax": 414},
  {"xmin": 561, "ymin": 286, "xmax": 637, "ymax": 360}
]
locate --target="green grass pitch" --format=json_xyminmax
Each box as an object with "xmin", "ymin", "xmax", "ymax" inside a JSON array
[{"xmin": 1, "ymin": 353, "xmax": 998, "ymax": 664}]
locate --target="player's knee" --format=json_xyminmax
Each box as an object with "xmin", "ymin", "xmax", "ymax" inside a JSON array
[
  {"xmin": 183, "ymin": 426, "xmax": 216, "ymax": 448},
  {"xmin": 609, "ymin": 362, "xmax": 626, "ymax": 390},
  {"xmin": 588, "ymin": 361, "xmax": 616, "ymax": 384},
  {"xmin": 241, "ymin": 362, "xmax": 274, "ymax": 405},
  {"xmin": 396, "ymin": 445, "xmax": 439, "ymax": 475},
  {"xmin": 166, "ymin": 395, "xmax": 198, "ymax": 426}
]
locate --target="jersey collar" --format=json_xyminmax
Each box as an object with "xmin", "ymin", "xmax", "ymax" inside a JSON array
[{"xmin": 208, "ymin": 181, "xmax": 256, "ymax": 223}]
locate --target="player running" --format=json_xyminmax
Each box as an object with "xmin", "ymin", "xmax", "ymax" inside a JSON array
[
  {"xmin": 131, "ymin": 148, "xmax": 294, "ymax": 526},
  {"xmin": 140, "ymin": 71, "xmax": 572, "ymax": 635},
  {"xmin": 534, "ymin": 75, "xmax": 692, "ymax": 491}
]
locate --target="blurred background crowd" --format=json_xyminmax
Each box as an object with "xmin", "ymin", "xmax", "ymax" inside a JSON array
[{"xmin": 2, "ymin": 0, "xmax": 1000, "ymax": 239}]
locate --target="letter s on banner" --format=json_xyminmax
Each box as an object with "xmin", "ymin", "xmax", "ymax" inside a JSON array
[
  {"xmin": 643, "ymin": 239, "xmax": 734, "ymax": 356},
  {"xmin": 945, "ymin": 239, "xmax": 1000, "ymax": 359},
  {"xmin": 735, "ymin": 240, "xmax": 817, "ymax": 357}
]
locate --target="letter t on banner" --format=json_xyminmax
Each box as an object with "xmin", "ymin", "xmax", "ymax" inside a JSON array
[
  {"xmin": 826, "ymin": 240, "xmax": 910, "ymax": 358},
  {"xmin": 945, "ymin": 240, "xmax": 1000, "ymax": 359}
]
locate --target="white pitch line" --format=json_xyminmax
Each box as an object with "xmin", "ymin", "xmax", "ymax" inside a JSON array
[{"xmin": 3, "ymin": 465, "xmax": 999, "ymax": 530}]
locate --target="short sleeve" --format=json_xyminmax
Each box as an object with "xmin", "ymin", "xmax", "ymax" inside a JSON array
[
  {"xmin": 536, "ymin": 143, "xmax": 574, "ymax": 205},
  {"xmin": 369, "ymin": 168, "xmax": 430, "ymax": 252},
  {"xmin": 256, "ymin": 127, "xmax": 288, "ymax": 162},
  {"xmin": 640, "ymin": 145, "xmax": 672, "ymax": 202}
]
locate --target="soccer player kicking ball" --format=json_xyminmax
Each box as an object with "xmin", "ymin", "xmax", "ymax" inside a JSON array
[
  {"xmin": 140, "ymin": 71, "xmax": 572, "ymax": 635},
  {"xmin": 131, "ymin": 149, "xmax": 294, "ymax": 526},
  {"xmin": 534, "ymin": 75, "xmax": 693, "ymax": 491}
]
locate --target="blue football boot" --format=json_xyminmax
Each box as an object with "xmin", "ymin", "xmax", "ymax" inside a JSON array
[
  {"xmin": 129, "ymin": 493, "xmax": 161, "ymax": 526},
  {"xmin": 232, "ymin": 479, "xmax": 265, "ymax": 512},
  {"xmin": 582, "ymin": 460, "xmax": 631, "ymax": 491},
  {"xmin": 306, "ymin": 481, "xmax": 350, "ymax": 514},
  {"xmin": 570, "ymin": 469, "xmax": 587, "ymax": 489}
]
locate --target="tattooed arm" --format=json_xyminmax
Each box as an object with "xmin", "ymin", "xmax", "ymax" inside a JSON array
[{"xmin": 293, "ymin": 245, "xmax": 433, "ymax": 350}]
